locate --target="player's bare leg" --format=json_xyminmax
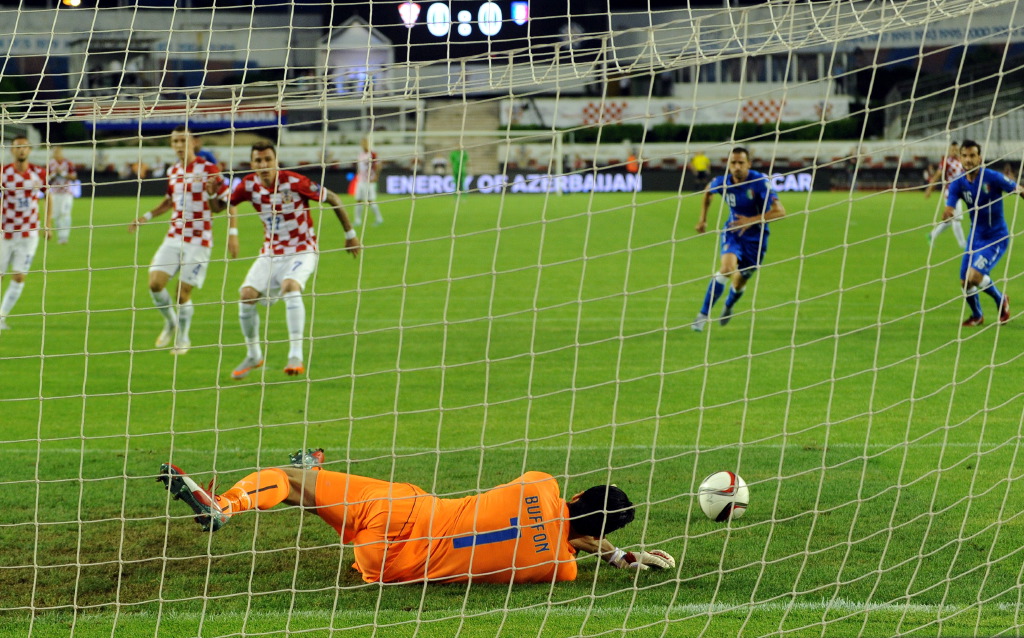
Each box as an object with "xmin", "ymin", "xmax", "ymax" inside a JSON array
[
  {"xmin": 281, "ymin": 278, "xmax": 306, "ymax": 375},
  {"xmin": 149, "ymin": 270, "xmax": 177, "ymax": 347},
  {"xmin": 171, "ymin": 282, "xmax": 194, "ymax": 355},
  {"xmin": 233, "ymin": 286, "xmax": 264, "ymax": 379}
]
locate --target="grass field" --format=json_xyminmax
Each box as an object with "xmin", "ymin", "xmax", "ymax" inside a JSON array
[{"xmin": 2, "ymin": 188, "xmax": 1024, "ymax": 637}]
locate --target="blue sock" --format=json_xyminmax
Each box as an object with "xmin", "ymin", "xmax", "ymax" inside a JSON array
[
  {"xmin": 979, "ymin": 275, "xmax": 1004, "ymax": 307},
  {"xmin": 966, "ymin": 287, "xmax": 984, "ymax": 318},
  {"xmin": 700, "ymin": 276, "xmax": 727, "ymax": 315},
  {"xmin": 725, "ymin": 285, "xmax": 744, "ymax": 308}
]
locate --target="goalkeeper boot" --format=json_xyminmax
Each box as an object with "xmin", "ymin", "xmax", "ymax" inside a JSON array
[
  {"xmin": 157, "ymin": 463, "xmax": 228, "ymax": 532},
  {"xmin": 1000, "ymin": 295, "xmax": 1011, "ymax": 324},
  {"xmin": 232, "ymin": 356, "xmax": 264, "ymax": 380},
  {"xmin": 290, "ymin": 448, "xmax": 325, "ymax": 469},
  {"xmin": 691, "ymin": 313, "xmax": 708, "ymax": 333},
  {"xmin": 284, "ymin": 357, "xmax": 305, "ymax": 376}
]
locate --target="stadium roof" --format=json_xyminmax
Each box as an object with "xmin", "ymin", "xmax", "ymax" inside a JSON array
[{"xmin": 10, "ymin": 0, "xmax": 773, "ymax": 9}]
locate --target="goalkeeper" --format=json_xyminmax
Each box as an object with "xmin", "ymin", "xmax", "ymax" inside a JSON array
[{"xmin": 158, "ymin": 453, "xmax": 675, "ymax": 584}]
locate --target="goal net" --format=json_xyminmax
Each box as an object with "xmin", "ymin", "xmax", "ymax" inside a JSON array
[{"xmin": 3, "ymin": 0, "xmax": 1024, "ymax": 636}]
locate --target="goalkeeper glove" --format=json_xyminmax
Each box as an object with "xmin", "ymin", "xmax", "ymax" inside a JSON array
[{"xmin": 606, "ymin": 548, "xmax": 676, "ymax": 570}]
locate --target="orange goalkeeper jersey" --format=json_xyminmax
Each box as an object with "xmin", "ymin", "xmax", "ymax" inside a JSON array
[{"xmin": 315, "ymin": 470, "xmax": 578, "ymax": 584}]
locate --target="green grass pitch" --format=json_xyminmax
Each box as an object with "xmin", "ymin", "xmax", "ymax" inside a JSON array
[{"xmin": 2, "ymin": 189, "xmax": 1024, "ymax": 637}]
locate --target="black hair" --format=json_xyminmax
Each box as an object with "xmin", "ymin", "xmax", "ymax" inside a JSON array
[
  {"xmin": 11, "ymin": 135, "xmax": 29, "ymax": 143},
  {"xmin": 949, "ymin": 141, "xmax": 960, "ymax": 146},
  {"xmin": 251, "ymin": 141, "xmax": 277, "ymax": 157},
  {"xmin": 567, "ymin": 485, "xmax": 635, "ymax": 537},
  {"xmin": 961, "ymin": 139, "xmax": 981, "ymax": 155},
  {"xmin": 172, "ymin": 125, "xmax": 190, "ymax": 135},
  {"xmin": 730, "ymin": 146, "xmax": 750, "ymax": 159}
]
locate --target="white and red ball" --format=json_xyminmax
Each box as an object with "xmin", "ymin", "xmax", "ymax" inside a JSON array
[{"xmin": 698, "ymin": 471, "xmax": 749, "ymax": 522}]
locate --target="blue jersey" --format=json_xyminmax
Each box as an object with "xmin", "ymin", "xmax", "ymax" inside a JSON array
[
  {"xmin": 709, "ymin": 170, "xmax": 778, "ymax": 242},
  {"xmin": 946, "ymin": 168, "xmax": 1018, "ymax": 242}
]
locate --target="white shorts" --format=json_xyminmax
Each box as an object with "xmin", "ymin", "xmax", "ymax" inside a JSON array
[
  {"xmin": 0, "ymin": 234, "xmax": 39, "ymax": 275},
  {"xmin": 241, "ymin": 251, "xmax": 318, "ymax": 303},
  {"xmin": 51, "ymin": 193, "xmax": 74, "ymax": 217},
  {"xmin": 355, "ymin": 181, "xmax": 378, "ymax": 202},
  {"xmin": 149, "ymin": 237, "xmax": 212, "ymax": 288}
]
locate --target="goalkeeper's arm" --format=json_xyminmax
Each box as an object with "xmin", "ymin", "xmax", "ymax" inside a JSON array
[{"xmin": 569, "ymin": 535, "xmax": 675, "ymax": 570}]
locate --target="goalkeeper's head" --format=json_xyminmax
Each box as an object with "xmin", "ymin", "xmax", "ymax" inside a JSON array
[{"xmin": 567, "ymin": 485, "xmax": 636, "ymax": 538}]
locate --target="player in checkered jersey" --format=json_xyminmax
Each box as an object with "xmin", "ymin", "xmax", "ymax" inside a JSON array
[
  {"xmin": 0, "ymin": 135, "xmax": 52, "ymax": 330},
  {"xmin": 48, "ymin": 146, "xmax": 78, "ymax": 245},
  {"xmin": 354, "ymin": 137, "xmax": 383, "ymax": 227},
  {"xmin": 925, "ymin": 141, "xmax": 967, "ymax": 249},
  {"xmin": 214, "ymin": 141, "xmax": 360, "ymax": 379},
  {"xmin": 128, "ymin": 126, "xmax": 231, "ymax": 355}
]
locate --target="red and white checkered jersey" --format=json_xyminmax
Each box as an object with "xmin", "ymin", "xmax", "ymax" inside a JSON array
[
  {"xmin": 940, "ymin": 155, "xmax": 964, "ymax": 185},
  {"xmin": 357, "ymin": 150, "xmax": 378, "ymax": 181},
  {"xmin": 1, "ymin": 162, "xmax": 47, "ymax": 239},
  {"xmin": 165, "ymin": 157, "xmax": 226, "ymax": 248},
  {"xmin": 47, "ymin": 158, "xmax": 76, "ymax": 195},
  {"xmin": 229, "ymin": 170, "xmax": 327, "ymax": 255}
]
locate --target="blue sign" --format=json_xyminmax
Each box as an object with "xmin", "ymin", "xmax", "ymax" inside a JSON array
[{"xmin": 82, "ymin": 108, "xmax": 285, "ymax": 131}]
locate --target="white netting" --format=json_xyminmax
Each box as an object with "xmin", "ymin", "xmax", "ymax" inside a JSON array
[{"xmin": 2, "ymin": 1, "xmax": 1024, "ymax": 636}]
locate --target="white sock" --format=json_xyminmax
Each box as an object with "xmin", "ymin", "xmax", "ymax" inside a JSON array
[
  {"xmin": 0, "ymin": 280, "xmax": 25, "ymax": 318},
  {"xmin": 177, "ymin": 300, "xmax": 194, "ymax": 343},
  {"xmin": 371, "ymin": 203, "xmax": 383, "ymax": 223},
  {"xmin": 950, "ymin": 217, "xmax": 966, "ymax": 249},
  {"xmin": 353, "ymin": 204, "xmax": 364, "ymax": 225},
  {"xmin": 238, "ymin": 301, "xmax": 262, "ymax": 360},
  {"xmin": 150, "ymin": 289, "xmax": 177, "ymax": 327},
  {"xmin": 283, "ymin": 291, "xmax": 305, "ymax": 360},
  {"xmin": 55, "ymin": 210, "xmax": 70, "ymax": 243}
]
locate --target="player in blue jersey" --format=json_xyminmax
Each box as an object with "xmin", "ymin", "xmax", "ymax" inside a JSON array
[
  {"xmin": 945, "ymin": 140, "xmax": 1024, "ymax": 327},
  {"xmin": 693, "ymin": 147, "xmax": 786, "ymax": 332}
]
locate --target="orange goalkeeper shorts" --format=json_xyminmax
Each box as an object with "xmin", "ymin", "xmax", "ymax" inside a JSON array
[{"xmin": 314, "ymin": 470, "xmax": 434, "ymax": 582}]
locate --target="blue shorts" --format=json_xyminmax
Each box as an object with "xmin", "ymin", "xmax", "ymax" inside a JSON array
[
  {"xmin": 721, "ymin": 234, "xmax": 768, "ymax": 278},
  {"xmin": 960, "ymin": 235, "xmax": 1009, "ymax": 279}
]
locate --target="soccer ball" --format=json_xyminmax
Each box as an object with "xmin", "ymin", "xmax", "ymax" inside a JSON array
[{"xmin": 698, "ymin": 471, "xmax": 749, "ymax": 522}]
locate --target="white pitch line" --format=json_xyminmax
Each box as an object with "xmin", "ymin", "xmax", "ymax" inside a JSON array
[{"xmin": 42, "ymin": 599, "xmax": 1024, "ymax": 623}]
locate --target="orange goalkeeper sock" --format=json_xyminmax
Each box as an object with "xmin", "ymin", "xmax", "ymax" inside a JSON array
[{"xmin": 216, "ymin": 468, "xmax": 291, "ymax": 514}]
